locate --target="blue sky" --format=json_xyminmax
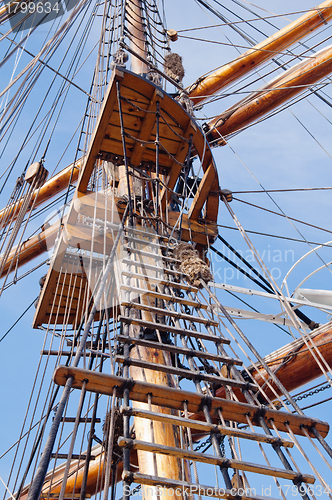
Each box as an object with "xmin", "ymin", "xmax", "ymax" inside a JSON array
[{"xmin": 0, "ymin": 0, "xmax": 332, "ymax": 497}]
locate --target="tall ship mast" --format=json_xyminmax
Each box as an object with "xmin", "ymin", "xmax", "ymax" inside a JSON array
[{"xmin": 1, "ymin": 1, "xmax": 332, "ymax": 500}]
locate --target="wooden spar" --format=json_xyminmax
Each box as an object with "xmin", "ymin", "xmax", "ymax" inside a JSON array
[
  {"xmin": 206, "ymin": 43, "xmax": 332, "ymax": 141},
  {"xmin": 247, "ymin": 325, "xmax": 332, "ymax": 401},
  {"xmin": 0, "ymin": 159, "xmax": 82, "ymax": 229},
  {"xmin": 187, "ymin": 0, "xmax": 332, "ymax": 104},
  {"xmin": 0, "ymin": 0, "xmax": 25, "ymax": 21},
  {"xmin": 0, "ymin": 220, "xmax": 59, "ymax": 278},
  {"xmin": 19, "ymin": 448, "xmax": 139, "ymax": 500},
  {"xmin": 209, "ymin": 326, "xmax": 332, "ymax": 404}
]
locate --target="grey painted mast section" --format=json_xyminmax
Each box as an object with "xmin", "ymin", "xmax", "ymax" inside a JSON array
[{"xmin": 26, "ymin": 207, "xmax": 129, "ymax": 500}]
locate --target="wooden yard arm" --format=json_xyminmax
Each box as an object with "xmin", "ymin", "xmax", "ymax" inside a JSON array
[
  {"xmin": 0, "ymin": 159, "xmax": 82, "ymax": 229},
  {"xmin": 0, "ymin": 220, "xmax": 60, "ymax": 278},
  {"xmin": 206, "ymin": 43, "xmax": 332, "ymax": 141},
  {"xmin": 187, "ymin": 0, "xmax": 332, "ymax": 104}
]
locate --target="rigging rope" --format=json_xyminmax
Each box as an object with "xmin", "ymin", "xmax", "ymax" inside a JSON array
[
  {"xmin": 233, "ymin": 197, "xmax": 332, "ymax": 235},
  {"xmin": 0, "ymin": 296, "xmax": 37, "ymax": 343}
]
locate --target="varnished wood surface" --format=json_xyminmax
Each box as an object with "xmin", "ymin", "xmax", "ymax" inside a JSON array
[
  {"xmin": 124, "ymin": 471, "xmax": 281, "ymax": 500},
  {"xmin": 118, "ymin": 437, "xmax": 314, "ymax": 483},
  {"xmin": 0, "ymin": 160, "xmax": 82, "ymax": 229},
  {"xmin": 188, "ymin": 0, "xmax": 332, "ymax": 104},
  {"xmin": 0, "ymin": 220, "xmax": 59, "ymax": 278},
  {"xmin": 75, "ymin": 68, "xmax": 219, "ymax": 223},
  {"xmin": 208, "ymin": 44, "xmax": 332, "ymax": 140},
  {"xmin": 249, "ymin": 326, "xmax": 332, "ymax": 401},
  {"xmin": 53, "ymin": 365, "xmax": 330, "ymax": 438},
  {"xmin": 121, "ymin": 406, "xmax": 294, "ymax": 447}
]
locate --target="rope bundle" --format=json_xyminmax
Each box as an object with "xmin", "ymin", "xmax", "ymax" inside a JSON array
[{"xmin": 173, "ymin": 242, "xmax": 212, "ymax": 288}]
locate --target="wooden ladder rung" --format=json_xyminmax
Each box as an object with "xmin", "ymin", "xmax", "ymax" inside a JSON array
[
  {"xmin": 120, "ymin": 287, "xmax": 208, "ymax": 308},
  {"xmin": 44, "ymin": 495, "xmax": 91, "ymax": 499},
  {"xmin": 123, "ymin": 226, "xmax": 170, "ymax": 242},
  {"xmin": 121, "ymin": 270, "xmax": 198, "ymax": 292},
  {"xmin": 123, "ymin": 245, "xmax": 181, "ymax": 263},
  {"xmin": 61, "ymin": 417, "xmax": 101, "ymax": 423},
  {"xmin": 120, "ymin": 301, "xmax": 218, "ymax": 327},
  {"xmin": 123, "ymin": 234, "xmax": 172, "ymax": 250},
  {"xmin": 115, "ymin": 355, "xmax": 255, "ymax": 390},
  {"xmin": 41, "ymin": 350, "xmax": 106, "ymax": 358},
  {"xmin": 121, "ymin": 258, "xmax": 184, "ymax": 277},
  {"xmin": 118, "ymin": 316, "xmax": 229, "ymax": 344},
  {"xmin": 53, "ymin": 366, "xmax": 330, "ymax": 438},
  {"xmin": 119, "ymin": 437, "xmax": 314, "ymax": 483},
  {"xmin": 51, "ymin": 453, "xmax": 96, "ymax": 460},
  {"xmin": 66, "ymin": 341, "xmax": 110, "ymax": 349},
  {"xmin": 116, "ymin": 334, "xmax": 243, "ymax": 365},
  {"xmin": 122, "ymin": 471, "xmax": 280, "ymax": 500},
  {"xmin": 120, "ymin": 406, "xmax": 294, "ymax": 448}
]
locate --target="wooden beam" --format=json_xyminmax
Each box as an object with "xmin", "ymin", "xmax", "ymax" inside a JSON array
[
  {"xmin": 115, "ymin": 355, "xmax": 251, "ymax": 389},
  {"xmin": 188, "ymin": 162, "xmax": 218, "ymax": 220},
  {"xmin": 168, "ymin": 211, "xmax": 218, "ymax": 244},
  {"xmin": 130, "ymin": 89, "xmax": 163, "ymax": 166},
  {"xmin": 119, "ymin": 288, "xmax": 207, "ymax": 308},
  {"xmin": 0, "ymin": 159, "xmax": 82, "ymax": 229},
  {"xmin": 77, "ymin": 69, "xmax": 124, "ymax": 193},
  {"xmin": 207, "ymin": 43, "xmax": 332, "ymax": 140},
  {"xmin": 118, "ymin": 315, "xmax": 226, "ymax": 343},
  {"xmin": 160, "ymin": 121, "xmax": 196, "ymax": 211},
  {"xmin": 119, "ymin": 301, "xmax": 215, "ymax": 325},
  {"xmin": 118, "ymin": 437, "xmax": 314, "ymax": 483},
  {"xmin": 187, "ymin": 0, "xmax": 332, "ymax": 104},
  {"xmin": 120, "ymin": 406, "xmax": 294, "ymax": 447},
  {"xmin": 0, "ymin": 220, "xmax": 59, "ymax": 278},
  {"xmin": 123, "ymin": 472, "xmax": 280, "ymax": 500},
  {"xmin": 116, "ymin": 334, "xmax": 243, "ymax": 365},
  {"xmin": 120, "ymin": 271, "xmax": 199, "ymax": 292},
  {"xmin": 53, "ymin": 366, "xmax": 330, "ymax": 438}
]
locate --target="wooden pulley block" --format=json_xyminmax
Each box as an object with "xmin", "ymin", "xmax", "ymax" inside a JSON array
[
  {"xmin": 25, "ymin": 161, "xmax": 49, "ymax": 187},
  {"xmin": 167, "ymin": 29, "xmax": 178, "ymax": 41}
]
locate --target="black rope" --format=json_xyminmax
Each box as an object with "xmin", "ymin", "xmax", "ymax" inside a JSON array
[
  {"xmin": 213, "ymin": 235, "xmax": 318, "ymax": 329},
  {"xmin": 211, "ymin": 244, "xmax": 272, "ymax": 293},
  {"xmin": 217, "ymin": 234, "xmax": 273, "ymax": 291},
  {"xmin": 0, "ymin": 296, "xmax": 37, "ymax": 343}
]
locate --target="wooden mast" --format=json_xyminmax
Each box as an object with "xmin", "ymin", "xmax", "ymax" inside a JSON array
[
  {"xmin": 187, "ymin": 0, "xmax": 332, "ymax": 104},
  {"xmin": 120, "ymin": 4, "xmax": 190, "ymax": 500},
  {"xmin": 129, "ymin": 0, "xmax": 149, "ymax": 76}
]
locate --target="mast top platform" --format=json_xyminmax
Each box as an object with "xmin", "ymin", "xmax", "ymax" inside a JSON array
[{"xmin": 32, "ymin": 68, "xmax": 219, "ymax": 328}]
